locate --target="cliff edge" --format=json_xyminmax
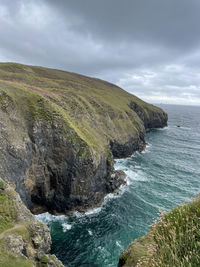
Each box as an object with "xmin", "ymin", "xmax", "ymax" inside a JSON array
[
  {"xmin": 118, "ymin": 196, "xmax": 200, "ymax": 267},
  {"xmin": 0, "ymin": 178, "xmax": 63, "ymax": 267},
  {"xmin": 0, "ymin": 62, "xmax": 167, "ymax": 214}
]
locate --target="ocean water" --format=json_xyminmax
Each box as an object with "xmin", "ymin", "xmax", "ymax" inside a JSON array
[{"xmin": 36, "ymin": 104, "xmax": 200, "ymax": 267}]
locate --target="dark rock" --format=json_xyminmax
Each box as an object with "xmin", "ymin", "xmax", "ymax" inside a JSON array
[
  {"xmin": 0, "ymin": 180, "xmax": 64, "ymax": 267},
  {"xmin": 129, "ymin": 100, "xmax": 168, "ymax": 129},
  {"xmin": 0, "ymin": 63, "xmax": 168, "ymax": 215},
  {"xmin": 110, "ymin": 136, "xmax": 146, "ymax": 158}
]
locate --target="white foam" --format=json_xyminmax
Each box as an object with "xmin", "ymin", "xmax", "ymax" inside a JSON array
[
  {"xmin": 135, "ymin": 165, "xmax": 141, "ymax": 169},
  {"xmin": 141, "ymin": 143, "xmax": 152, "ymax": 154},
  {"xmin": 88, "ymin": 230, "xmax": 93, "ymax": 236},
  {"xmin": 146, "ymin": 142, "xmax": 152, "ymax": 148},
  {"xmin": 116, "ymin": 241, "xmax": 123, "ymax": 249},
  {"xmin": 74, "ymin": 191, "xmax": 122, "ymax": 217},
  {"xmin": 105, "ymin": 183, "xmax": 129, "ymax": 201},
  {"xmin": 73, "ymin": 206, "xmax": 103, "ymax": 218},
  {"xmin": 73, "ymin": 211, "xmax": 84, "ymax": 218},
  {"xmin": 179, "ymin": 126, "xmax": 191, "ymax": 130},
  {"xmin": 36, "ymin": 157, "xmax": 144, "ymax": 223},
  {"xmin": 62, "ymin": 223, "xmax": 72, "ymax": 232},
  {"xmin": 125, "ymin": 169, "xmax": 147, "ymax": 183},
  {"xmin": 85, "ymin": 207, "xmax": 102, "ymax": 216},
  {"xmin": 35, "ymin": 212, "xmax": 67, "ymax": 224},
  {"xmin": 155, "ymin": 127, "xmax": 167, "ymax": 131},
  {"xmin": 73, "ymin": 181, "xmax": 130, "ymax": 218},
  {"xmin": 114, "ymin": 157, "xmax": 134, "ymax": 169}
]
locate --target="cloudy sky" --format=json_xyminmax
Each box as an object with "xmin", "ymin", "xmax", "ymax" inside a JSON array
[{"xmin": 0, "ymin": 0, "xmax": 200, "ymax": 105}]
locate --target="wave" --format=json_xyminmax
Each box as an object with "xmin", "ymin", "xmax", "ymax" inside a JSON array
[
  {"xmin": 36, "ymin": 212, "xmax": 67, "ymax": 224},
  {"xmin": 35, "ymin": 183, "xmax": 129, "ymax": 223},
  {"xmin": 36, "ymin": 152, "xmax": 146, "ymax": 225},
  {"xmin": 62, "ymin": 223, "xmax": 72, "ymax": 232},
  {"xmin": 74, "ymin": 206, "xmax": 103, "ymax": 218},
  {"xmin": 74, "ymin": 183, "xmax": 129, "ymax": 218},
  {"xmin": 88, "ymin": 230, "xmax": 93, "ymax": 236},
  {"xmin": 116, "ymin": 241, "xmax": 123, "ymax": 249},
  {"xmin": 125, "ymin": 169, "xmax": 147, "ymax": 184},
  {"xmin": 141, "ymin": 142, "xmax": 152, "ymax": 154},
  {"xmin": 155, "ymin": 127, "xmax": 168, "ymax": 131}
]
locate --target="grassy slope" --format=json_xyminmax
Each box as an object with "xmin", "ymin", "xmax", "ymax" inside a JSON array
[
  {"xmin": 119, "ymin": 196, "xmax": 200, "ymax": 267},
  {"xmin": 0, "ymin": 180, "xmax": 63, "ymax": 267},
  {"xmin": 0, "ymin": 62, "xmax": 164, "ymax": 157},
  {"xmin": 0, "ymin": 64, "xmax": 167, "ymax": 265},
  {"xmin": 0, "ymin": 180, "xmax": 33, "ymax": 267}
]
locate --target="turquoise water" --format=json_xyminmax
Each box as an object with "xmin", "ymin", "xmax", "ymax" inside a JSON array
[{"xmin": 36, "ymin": 104, "xmax": 200, "ymax": 267}]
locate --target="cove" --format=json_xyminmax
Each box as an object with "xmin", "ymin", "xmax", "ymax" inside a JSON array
[{"xmin": 36, "ymin": 104, "xmax": 200, "ymax": 267}]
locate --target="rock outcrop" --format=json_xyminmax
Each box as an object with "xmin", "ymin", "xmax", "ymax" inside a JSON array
[
  {"xmin": 0, "ymin": 178, "xmax": 64, "ymax": 267},
  {"xmin": 0, "ymin": 62, "xmax": 167, "ymax": 215}
]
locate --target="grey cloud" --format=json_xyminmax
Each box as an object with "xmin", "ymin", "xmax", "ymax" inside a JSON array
[
  {"xmin": 0, "ymin": 0, "xmax": 200, "ymax": 105},
  {"xmin": 117, "ymin": 65, "xmax": 200, "ymax": 105},
  {"xmin": 48, "ymin": 0, "xmax": 200, "ymax": 50}
]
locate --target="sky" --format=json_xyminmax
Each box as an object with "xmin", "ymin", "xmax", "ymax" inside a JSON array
[{"xmin": 0, "ymin": 0, "xmax": 200, "ymax": 105}]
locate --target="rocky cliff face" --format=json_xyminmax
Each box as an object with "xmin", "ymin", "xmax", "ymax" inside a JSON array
[
  {"xmin": 0, "ymin": 178, "xmax": 63, "ymax": 267},
  {"xmin": 0, "ymin": 62, "xmax": 167, "ymax": 215},
  {"xmin": 129, "ymin": 100, "xmax": 168, "ymax": 129}
]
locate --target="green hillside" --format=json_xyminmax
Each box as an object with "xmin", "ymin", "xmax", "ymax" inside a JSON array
[
  {"xmin": 0, "ymin": 62, "xmax": 166, "ymax": 154},
  {"xmin": 0, "ymin": 62, "xmax": 167, "ymax": 214}
]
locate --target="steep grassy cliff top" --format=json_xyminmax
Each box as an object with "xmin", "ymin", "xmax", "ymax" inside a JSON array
[
  {"xmin": 0, "ymin": 62, "xmax": 167, "ymax": 156},
  {"xmin": 0, "ymin": 62, "xmax": 167, "ymax": 214},
  {"xmin": 119, "ymin": 195, "xmax": 200, "ymax": 267}
]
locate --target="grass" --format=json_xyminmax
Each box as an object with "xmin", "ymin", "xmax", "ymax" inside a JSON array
[
  {"xmin": 0, "ymin": 183, "xmax": 34, "ymax": 266},
  {"xmin": 0, "ymin": 182, "xmax": 56, "ymax": 267},
  {"xmin": 148, "ymin": 196, "xmax": 200, "ymax": 267},
  {"xmin": 0, "ymin": 189, "xmax": 17, "ymax": 233},
  {"xmin": 0, "ymin": 243, "xmax": 33, "ymax": 267},
  {"xmin": 0, "ymin": 62, "xmax": 166, "ymax": 160},
  {"xmin": 120, "ymin": 195, "xmax": 200, "ymax": 267},
  {"xmin": 0, "ymin": 180, "xmax": 6, "ymax": 190},
  {"xmin": 36, "ymin": 255, "xmax": 50, "ymax": 266},
  {"xmin": 119, "ymin": 233, "xmax": 154, "ymax": 267},
  {"xmin": 77, "ymin": 148, "xmax": 85, "ymax": 157},
  {"xmin": 0, "ymin": 90, "xmax": 13, "ymax": 112},
  {"xmin": 2, "ymin": 224, "xmax": 30, "ymax": 242}
]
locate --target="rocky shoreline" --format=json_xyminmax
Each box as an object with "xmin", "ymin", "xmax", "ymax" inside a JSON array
[
  {"xmin": 0, "ymin": 63, "xmax": 167, "ymax": 216},
  {"xmin": 0, "ymin": 62, "xmax": 167, "ymax": 266},
  {"xmin": 0, "ymin": 178, "xmax": 64, "ymax": 266}
]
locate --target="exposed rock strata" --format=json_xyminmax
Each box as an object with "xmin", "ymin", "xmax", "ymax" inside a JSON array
[
  {"xmin": 129, "ymin": 100, "xmax": 168, "ymax": 129},
  {"xmin": 0, "ymin": 179, "xmax": 64, "ymax": 267},
  {"xmin": 0, "ymin": 62, "xmax": 168, "ymax": 215}
]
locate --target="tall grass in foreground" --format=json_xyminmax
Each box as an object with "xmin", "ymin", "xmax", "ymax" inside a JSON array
[{"xmin": 137, "ymin": 196, "xmax": 200, "ymax": 267}]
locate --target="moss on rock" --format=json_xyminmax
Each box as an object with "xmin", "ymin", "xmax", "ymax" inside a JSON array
[{"xmin": 0, "ymin": 179, "xmax": 64, "ymax": 267}]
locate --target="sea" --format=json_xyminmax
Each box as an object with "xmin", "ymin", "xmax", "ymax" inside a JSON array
[{"xmin": 36, "ymin": 104, "xmax": 200, "ymax": 267}]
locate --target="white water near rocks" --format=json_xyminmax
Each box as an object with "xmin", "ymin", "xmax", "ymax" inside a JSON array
[{"xmin": 36, "ymin": 104, "xmax": 200, "ymax": 267}]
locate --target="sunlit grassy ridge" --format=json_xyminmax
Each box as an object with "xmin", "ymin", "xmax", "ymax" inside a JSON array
[
  {"xmin": 0, "ymin": 62, "xmax": 165, "ymax": 157},
  {"xmin": 119, "ymin": 196, "xmax": 200, "ymax": 267}
]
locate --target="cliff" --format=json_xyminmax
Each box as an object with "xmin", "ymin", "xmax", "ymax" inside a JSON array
[
  {"xmin": 118, "ymin": 196, "xmax": 200, "ymax": 267},
  {"xmin": 0, "ymin": 62, "xmax": 167, "ymax": 214},
  {"xmin": 0, "ymin": 178, "xmax": 63, "ymax": 267}
]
